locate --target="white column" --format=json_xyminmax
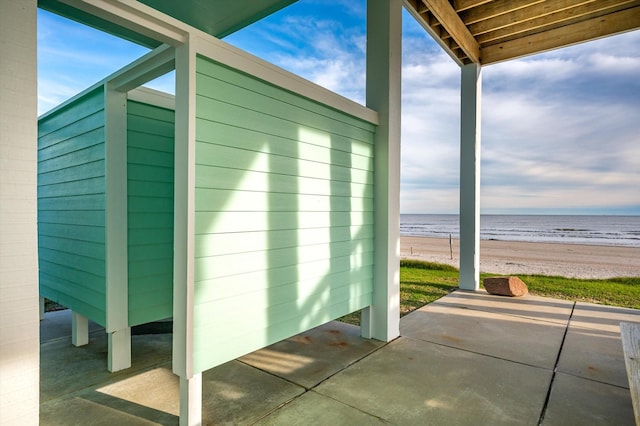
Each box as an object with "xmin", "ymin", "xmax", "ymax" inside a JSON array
[
  {"xmin": 108, "ymin": 328, "xmax": 132, "ymax": 372},
  {"xmin": 459, "ymin": 63, "xmax": 482, "ymax": 291},
  {"xmin": 0, "ymin": 1, "xmax": 40, "ymax": 423},
  {"xmin": 179, "ymin": 373, "xmax": 202, "ymax": 426},
  {"xmin": 72, "ymin": 312, "xmax": 89, "ymax": 347},
  {"xmin": 361, "ymin": 0, "xmax": 402, "ymax": 341},
  {"xmin": 174, "ymin": 39, "xmax": 199, "ymax": 423},
  {"xmin": 104, "ymin": 86, "xmax": 131, "ymax": 371}
]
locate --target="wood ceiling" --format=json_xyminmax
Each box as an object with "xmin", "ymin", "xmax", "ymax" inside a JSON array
[{"xmin": 404, "ymin": 0, "xmax": 640, "ymax": 65}]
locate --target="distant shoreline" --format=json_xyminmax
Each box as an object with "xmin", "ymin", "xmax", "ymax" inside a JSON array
[
  {"xmin": 400, "ymin": 214, "xmax": 640, "ymax": 248},
  {"xmin": 400, "ymin": 236, "xmax": 640, "ymax": 279}
]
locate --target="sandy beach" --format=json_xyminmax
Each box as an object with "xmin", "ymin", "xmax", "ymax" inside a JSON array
[{"xmin": 401, "ymin": 236, "xmax": 640, "ymax": 279}]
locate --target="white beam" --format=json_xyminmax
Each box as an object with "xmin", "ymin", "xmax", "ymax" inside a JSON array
[
  {"xmin": 459, "ymin": 63, "xmax": 482, "ymax": 291},
  {"xmin": 361, "ymin": 0, "xmax": 402, "ymax": 341},
  {"xmin": 193, "ymin": 34, "xmax": 378, "ymax": 125},
  {"xmin": 109, "ymin": 44, "xmax": 175, "ymax": 93},
  {"xmin": 0, "ymin": 1, "xmax": 39, "ymax": 422},
  {"xmin": 420, "ymin": 0, "xmax": 481, "ymax": 63},
  {"xmin": 403, "ymin": 0, "xmax": 466, "ymax": 66},
  {"xmin": 128, "ymin": 87, "xmax": 176, "ymax": 110},
  {"xmin": 58, "ymin": 0, "xmax": 188, "ymax": 46}
]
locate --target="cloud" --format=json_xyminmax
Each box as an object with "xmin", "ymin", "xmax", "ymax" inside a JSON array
[
  {"xmin": 228, "ymin": 11, "xmax": 367, "ymax": 103},
  {"xmin": 37, "ymin": 2, "xmax": 640, "ymax": 215},
  {"xmin": 229, "ymin": 4, "xmax": 639, "ymax": 215}
]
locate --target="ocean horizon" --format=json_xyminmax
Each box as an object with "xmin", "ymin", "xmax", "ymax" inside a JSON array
[{"xmin": 400, "ymin": 214, "xmax": 640, "ymax": 248}]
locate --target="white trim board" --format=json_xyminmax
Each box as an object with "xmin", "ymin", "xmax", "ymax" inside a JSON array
[
  {"xmin": 128, "ymin": 86, "xmax": 175, "ymax": 110},
  {"xmin": 194, "ymin": 34, "xmax": 379, "ymax": 125},
  {"xmin": 55, "ymin": 0, "xmax": 378, "ymax": 126},
  {"xmin": 39, "ymin": 44, "xmax": 174, "ymax": 120}
]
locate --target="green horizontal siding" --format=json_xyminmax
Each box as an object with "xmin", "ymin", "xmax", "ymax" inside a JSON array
[
  {"xmin": 194, "ymin": 188, "xmax": 373, "ymax": 212},
  {"xmin": 38, "ymin": 87, "xmax": 104, "ymax": 137},
  {"xmin": 191, "ymin": 55, "xmax": 376, "ymax": 372},
  {"xmin": 194, "ymin": 211, "xmax": 373, "ymax": 234},
  {"xmin": 127, "ymin": 100, "xmax": 174, "ymax": 327},
  {"xmin": 196, "ymin": 264, "xmax": 374, "ymax": 304},
  {"xmin": 195, "ymin": 225, "xmax": 373, "ymax": 257},
  {"xmin": 195, "ymin": 167, "xmax": 373, "ymax": 198},
  {"xmin": 194, "ymin": 242, "xmax": 374, "ymax": 282},
  {"xmin": 38, "ymin": 160, "xmax": 105, "ymax": 187},
  {"xmin": 192, "ymin": 291, "xmax": 372, "ymax": 373},
  {"xmin": 38, "ymin": 87, "xmax": 107, "ymax": 326},
  {"xmin": 38, "ymin": 194, "xmax": 105, "ymax": 211},
  {"xmin": 195, "ymin": 59, "xmax": 375, "ymax": 134},
  {"xmin": 39, "ymin": 143, "xmax": 106, "ymax": 174},
  {"xmin": 195, "ymin": 141, "xmax": 373, "ymax": 184},
  {"xmin": 38, "ymin": 210, "xmax": 105, "ymax": 227},
  {"xmin": 195, "ymin": 106, "xmax": 374, "ymax": 162},
  {"xmin": 38, "ymin": 127, "xmax": 105, "ymax": 161}
]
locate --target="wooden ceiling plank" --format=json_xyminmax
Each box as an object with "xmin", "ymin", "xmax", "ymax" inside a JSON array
[
  {"xmin": 462, "ymin": 0, "xmax": 546, "ymax": 25},
  {"xmin": 477, "ymin": 0, "xmax": 640, "ymax": 45},
  {"xmin": 452, "ymin": 0, "xmax": 493, "ymax": 12},
  {"xmin": 469, "ymin": 0, "xmax": 598, "ymax": 35},
  {"xmin": 403, "ymin": 0, "xmax": 470, "ymax": 65},
  {"xmin": 420, "ymin": 0, "xmax": 480, "ymax": 62},
  {"xmin": 482, "ymin": 6, "xmax": 640, "ymax": 64}
]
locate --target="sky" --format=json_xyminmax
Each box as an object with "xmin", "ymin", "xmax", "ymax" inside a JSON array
[{"xmin": 37, "ymin": 1, "xmax": 640, "ymax": 215}]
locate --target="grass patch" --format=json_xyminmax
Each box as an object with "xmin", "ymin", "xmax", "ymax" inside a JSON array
[
  {"xmin": 399, "ymin": 260, "xmax": 459, "ymax": 315},
  {"xmin": 497, "ymin": 274, "xmax": 640, "ymax": 309},
  {"xmin": 338, "ymin": 260, "xmax": 640, "ymax": 326}
]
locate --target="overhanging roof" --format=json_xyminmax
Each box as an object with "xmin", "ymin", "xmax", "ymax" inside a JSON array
[
  {"xmin": 38, "ymin": 0, "xmax": 297, "ymax": 48},
  {"xmin": 404, "ymin": 0, "xmax": 640, "ymax": 65}
]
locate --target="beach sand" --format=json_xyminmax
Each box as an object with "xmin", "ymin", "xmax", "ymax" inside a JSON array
[{"xmin": 401, "ymin": 236, "xmax": 640, "ymax": 279}]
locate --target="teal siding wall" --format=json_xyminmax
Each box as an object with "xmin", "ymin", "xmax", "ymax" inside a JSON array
[
  {"xmin": 127, "ymin": 100, "xmax": 175, "ymax": 326},
  {"xmin": 38, "ymin": 87, "xmax": 107, "ymax": 326},
  {"xmin": 192, "ymin": 55, "xmax": 376, "ymax": 372}
]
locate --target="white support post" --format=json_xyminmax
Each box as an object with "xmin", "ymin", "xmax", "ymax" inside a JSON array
[
  {"xmin": 459, "ymin": 63, "xmax": 482, "ymax": 291},
  {"xmin": 104, "ymin": 86, "xmax": 131, "ymax": 371},
  {"xmin": 108, "ymin": 328, "xmax": 132, "ymax": 372},
  {"xmin": 0, "ymin": 1, "xmax": 39, "ymax": 423},
  {"xmin": 361, "ymin": 0, "xmax": 402, "ymax": 341},
  {"xmin": 71, "ymin": 311, "xmax": 89, "ymax": 347},
  {"xmin": 174, "ymin": 39, "xmax": 199, "ymax": 423},
  {"xmin": 179, "ymin": 374, "xmax": 202, "ymax": 426}
]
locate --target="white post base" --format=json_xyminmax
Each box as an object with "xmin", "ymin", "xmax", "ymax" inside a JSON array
[
  {"xmin": 71, "ymin": 311, "xmax": 89, "ymax": 347},
  {"xmin": 360, "ymin": 306, "xmax": 372, "ymax": 339},
  {"xmin": 180, "ymin": 373, "xmax": 202, "ymax": 426},
  {"xmin": 107, "ymin": 327, "xmax": 131, "ymax": 372}
]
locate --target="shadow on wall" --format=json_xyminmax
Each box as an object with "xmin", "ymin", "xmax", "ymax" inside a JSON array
[{"xmin": 191, "ymin": 54, "xmax": 376, "ymax": 374}]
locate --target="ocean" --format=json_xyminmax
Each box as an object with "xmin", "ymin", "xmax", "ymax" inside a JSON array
[{"xmin": 400, "ymin": 214, "xmax": 640, "ymax": 248}]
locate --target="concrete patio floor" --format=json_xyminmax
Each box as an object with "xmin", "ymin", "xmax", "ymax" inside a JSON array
[{"xmin": 40, "ymin": 290, "xmax": 639, "ymax": 425}]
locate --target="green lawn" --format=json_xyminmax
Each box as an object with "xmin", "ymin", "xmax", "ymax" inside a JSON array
[{"xmin": 338, "ymin": 259, "xmax": 640, "ymax": 326}]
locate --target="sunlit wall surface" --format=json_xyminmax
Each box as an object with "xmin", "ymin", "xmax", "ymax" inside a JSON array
[{"xmin": 192, "ymin": 55, "xmax": 376, "ymax": 372}]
